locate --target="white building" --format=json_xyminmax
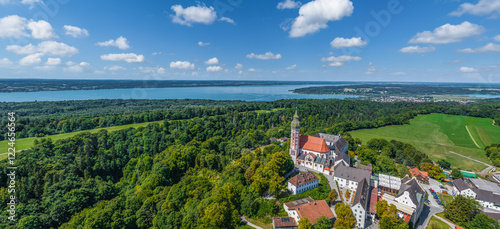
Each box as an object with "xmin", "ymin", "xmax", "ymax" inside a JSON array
[
  {"xmin": 474, "ymin": 189, "xmax": 500, "ymax": 211},
  {"xmin": 382, "ymin": 178, "xmax": 425, "ymax": 225},
  {"xmin": 378, "ymin": 174, "xmax": 402, "ymax": 194},
  {"xmin": 283, "ymin": 198, "xmax": 335, "ymax": 226},
  {"xmin": 289, "ymin": 110, "xmax": 349, "ymax": 176},
  {"xmin": 333, "ymin": 163, "xmax": 371, "ymax": 191},
  {"xmin": 287, "ymin": 172, "xmax": 319, "ymax": 195},
  {"xmin": 352, "ymin": 178, "xmax": 369, "ymax": 229},
  {"xmin": 452, "ymin": 178, "xmax": 476, "ymax": 198}
]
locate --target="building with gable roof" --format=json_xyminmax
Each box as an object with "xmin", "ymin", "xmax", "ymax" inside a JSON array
[
  {"xmin": 289, "ymin": 110, "xmax": 350, "ymax": 175},
  {"xmin": 452, "ymin": 178, "xmax": 476, "ymax": 198},
  {"xmin": 287, "ymin": 172, "xmax": 319, "ymax": 195},
  {"xmin": 352, "ymin": 178, "xmax": 370, "ymax": 228},
  {"xmin": 283, "ymin": 198, "xmax": 335, "ymax": 226},
  {"xmin": 382, "ymin": 177, "xmax": 425, "ymax": 225},
  {"xmin": 333, "ymin": 163, "xmax": 371, "ymax": 191}
]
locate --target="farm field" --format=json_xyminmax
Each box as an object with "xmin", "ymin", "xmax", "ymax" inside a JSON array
[
  {"xmin": 0, "ymin": 120, "xmax": 163, "ymax": 161},
  {"xmin": 350, "ymin": 113, "xmax": 500, "ymax": 172}
]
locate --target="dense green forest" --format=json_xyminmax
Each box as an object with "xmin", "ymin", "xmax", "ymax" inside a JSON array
[
  {"xmin": 0, "ymin": 79, "xmax": 340, "ymax": 93},
  {"xmin": 2, "ymin": 98, "xmax": 500, "ymax": 141},
  {"xmin": 1, "ymin": 98, "xmax": 500, "ymax": 228},
  {"xmin": 292, "ymin": 84, "xmax": 500, "ymax": 97}
]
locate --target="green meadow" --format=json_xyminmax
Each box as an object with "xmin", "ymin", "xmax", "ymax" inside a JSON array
[
  {"xmin": 0, "ymin": 120, "xmax": 163, "ymax": 161},
  {"xmin": 350, "ymin": 113, "xmax": 500, "ymax": 172}
]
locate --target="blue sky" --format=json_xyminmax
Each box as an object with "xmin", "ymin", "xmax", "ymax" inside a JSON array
[{"xmin": 0, "ymin": 0, "xmax": 500, "ymax": 82}]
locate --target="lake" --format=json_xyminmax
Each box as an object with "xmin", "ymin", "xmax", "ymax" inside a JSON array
[{"xmin": 0, "ymin": 85, "xmax": 358, "ymax": 102}]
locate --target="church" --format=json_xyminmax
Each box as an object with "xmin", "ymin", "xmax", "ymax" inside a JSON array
[{"xmin": 289, "ymin": 110, "xmax": 350, "ymax": 175}]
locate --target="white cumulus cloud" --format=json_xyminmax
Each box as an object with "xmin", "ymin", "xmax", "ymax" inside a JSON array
[
  {"xmin": 248, "ymin": 68, "xmax": 258, "ymax": 72},
  {"xmin": 6, "ymin": 43, "xmax": 36, "ymax": 54},
  {"xmin": 64, "ymin": 62, "xmax": 91, "ymax": 73},
  {"xmin": 277, "ymin": 0, "xmax": 302, "ymax": 9},
  {"xmin": 171, "ymin": 4, "xmax": 218, "ymax": 26},
  {"xmin": 235, "ymin": 63, "xmax": 244, "ymax": 69},
  {"xmin": 457, "ymin": 43, "xmax": 500, "ymax": 53},
  {"xmin": 330, "ymin": 37, "xmax": 366, "ymax": 48},
  {"xmin": 321, "ymin": 55, "xmax": 361, "ymax": 67},
  {"xmin": 450, "ymin": 0, "xmax": 500, "ymax": 17},
  {"xmin": 409, "ymin": 21, "xmax": 484, "ymax": 44},
  {"xmin": 0, "ymin": 15, "xmax": 29, "ymax": 38},
  {"xmin": 285, "ymin": 64, "xmax": 297, "ymax": 70},
  {"xmin": 399, "ymin": 46, "xmax": 436, "ymax": 53},
  {"xmin": 45, "ymin": 57, "xmax": 61, "ymax": 66},
  {"xmin": 246, "ymin": 52, "xmax": 282, "ymax": 60},
  {"xmin": 206, "ymin": 66, "xmax": 224, "ymax": 72},
  {"xmin": 27, "ymin": 19, "xmax": 58, "ymax": 39},
  {"xmin": 495, "ymin": 35, "xmax": 500, "ymax": 41},
  {"xmin": 170, "ymin": 61, "xmax": 195, "ymax": 70},
  {"xmin": 198, "ymin": 41, "xmax": 210, "ymax": 46},
  {"xmin": 37, "ymin": 41, "xmax": 78, "ymax": 56},
  {"xmin": 289, "ymin": 0, "xmax": 354, "ymax": 37},
  {"xmin": 219, "ymin": 17, "xmax": 236, "ymax": 25},
  {"xmin": 19, "ymin": 53, "xmax": 43, "ymax": 66},
  {"xmin": 460, "ymin": 66, "xmax": 477, "ymax": 72},
  {"xmin": 64, "ymin": 25, "xmax": 89, "ymax": 38},
  {"xmin": 7, "ymin": 41, "xmax": 78, "ymax": 57},
  {"xmin": 97, "ymin": 36, "xmax": 130, "ymax": 50},
  {"xmin": 101, "ymin": 53, "xmax": 145, "ymax": 63},
  {"xmin": 204, "ymin": 57, "xmax": 220, "ymax": 65}
]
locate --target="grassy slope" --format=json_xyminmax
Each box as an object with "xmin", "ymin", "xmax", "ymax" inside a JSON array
[
  {"xmin": 350, "ymin": 113, "xmax": 500, "ymax": 172},
  {"xmin": 426, "ymin": 216, "xmax": 450, "ymax": 229},
  {"xmin": 0, "ymin": 120, "xmax": 163, "ymax": 161}
]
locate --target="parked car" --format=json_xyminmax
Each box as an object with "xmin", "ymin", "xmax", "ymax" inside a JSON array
[{"xmin": 429, "ymin": 188, "xmax": 435, "ymax": 192}]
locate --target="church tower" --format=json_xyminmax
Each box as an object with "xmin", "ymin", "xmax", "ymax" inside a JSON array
[{"xmin": 289, "ymin": 109, "xmax": 300, "ymax": 163}]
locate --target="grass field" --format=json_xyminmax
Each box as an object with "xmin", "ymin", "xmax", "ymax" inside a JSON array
[
  {"xmin": 426, "ymin": 216, "xmax": 451, "ymax": 229},
  {"xmin": 0, "ymin": 120, "xmax": 163, "ymax": 161},
  {"xmin": 350, "ymin": 113, "xmax": 500, "ymax": 171}
]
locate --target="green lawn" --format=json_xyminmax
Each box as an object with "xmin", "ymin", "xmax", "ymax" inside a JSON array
[
  {"xmin": 438, "ymin": 193, "xmax": 454, "ymax": 207},
  {"xmin": 350, "ymin": 113, "xmax": 500, "ymax": 172},
  {"xmin": 426, "ymin": 216, "xmax": 451, "ymax": 229},
  {"xmin": 0, "ymin": 120, "xmax": 163, "ymax": 161}
]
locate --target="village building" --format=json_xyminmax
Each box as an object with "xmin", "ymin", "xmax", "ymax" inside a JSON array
[
  {"xmin": 452, "ymin": 178, "xmax": 477, "ymax": 198},
  {"xmin": 287, "ymin": 172, "xmax": 319, "ymax": 195},
  {"xmin": 333, "ymin": 163, "xmax": 371, "ymax": 191},
  {"xmin": 377, "ymin": 174, "xmax": 402, "ymax": 194},
  {"xmin": 407, "ymin": 166, "xmax": 429, "ymax": 183},
  {"xmin": 352, "ymin": 178, "xmax": 370, "ymax": 228},
  {"xmin": 283, "ymin": 198, "xmax": 335, "ymax": 226},
  {"xmin": 474, "ymin": 189, "xmax": 500, "ymax": 211},
  {"xmin": 381, "ymin": 178, "xmax": 425, "ymax": 225},
  {"xmin": 289, "ymin": 110, "xmax": 350, "ymax": 176},
  {"xmin": 272, "ymin": 217, "xmax": 298, "ymax": 229}
]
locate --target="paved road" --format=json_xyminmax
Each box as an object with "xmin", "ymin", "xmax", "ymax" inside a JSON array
[
  {"xmin": 241, "ymin": 216, "xmax": 263, "ymax": 229},
  {"xmin": 448, "ymin": 151, "xmax": 494, "ymax": 176},
  {"xmin": 417, "ymin": 179, "xmax": 446, "ymax": 229}
]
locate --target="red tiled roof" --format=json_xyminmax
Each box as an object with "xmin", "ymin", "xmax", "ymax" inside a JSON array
[
  {"xmin": 408, "ymin": 167, "xmax": 428, "ymax": 179},
  {"xmin": 369, "ymin": 188, "xmax": 378, "ymax": 214},
  {"xmin": 288, "ymin": 172, "xmax": 319, "ymax": 187},
  {"xmin": 273, "ymin": 217, "xmax": 297, "ymax": 227},
  {"xmin": 300, "ymin": 135, "xmax": 330, "ymax": 153},
  {"xmin": 296, "ymin": 200, "xmax": 335, "ymax": 224}
]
